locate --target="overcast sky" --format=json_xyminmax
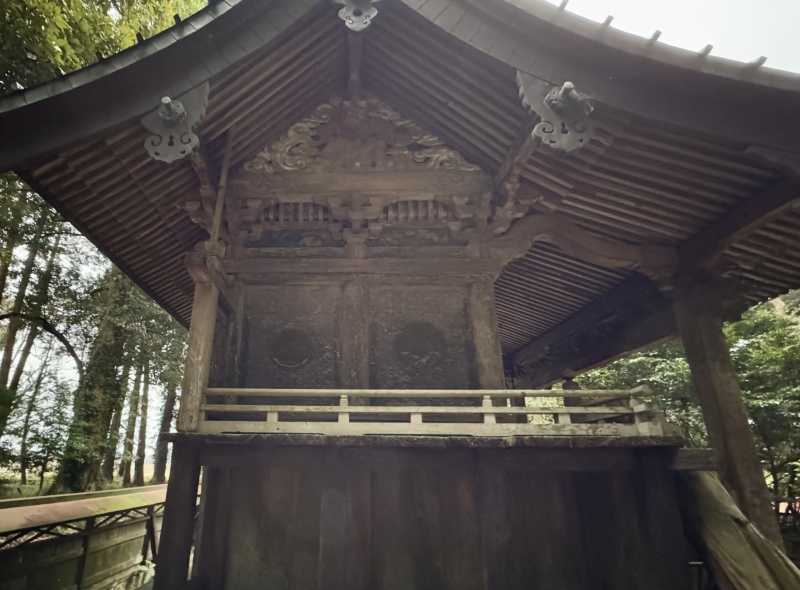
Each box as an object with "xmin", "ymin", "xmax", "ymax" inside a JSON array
[{"xmin": 540, "ymin": 0, "xmax": 800, "ymax": 73}]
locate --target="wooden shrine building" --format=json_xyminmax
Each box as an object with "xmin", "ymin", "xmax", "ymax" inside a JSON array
[{"xmin": 1, "ymin": 1, "xmax": 800, "ymax": 588}]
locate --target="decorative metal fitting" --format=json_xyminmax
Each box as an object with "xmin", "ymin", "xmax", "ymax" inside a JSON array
[
  {"xmin": 141, "ymin": 83, "xmax": 208, "ymax": 163},
  {"xmin": 517, "ymin": 72, "xmax": 596, "ymax": 153},
  {"xmin": 335, "ymin": 0, "xmax": 380, "ymax": 32},
  {"xmin": 533, "ymin": 82, "xmax": 595, "ymax": 152}
]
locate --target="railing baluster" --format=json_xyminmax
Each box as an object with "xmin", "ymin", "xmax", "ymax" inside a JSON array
[
  {"xmin": 199, "ymin": 387, "xmax": 666, "ymax": 438},
  {"xmin": 482, "ymin": 395, "xmax": 496, "ymax": 424}
]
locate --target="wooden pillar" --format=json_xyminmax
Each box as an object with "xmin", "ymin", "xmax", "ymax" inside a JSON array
[
  {"xmin": 469, "ymin": 278, "xmax": 505, "ymax": 388},
  {"xmin": 152, "ymin": 442, "xmax": 201, "ymax": 590},
  {"xmin": 337, "ymin": 278, "xmax": 370, "ymax": 387},
  {"xmin": 673, "ymin": 283, "xmax": 783, "ymax": 547},
  {"xmin": 177, "ymin": 255, "xmax": 220, "ymax": 433}
]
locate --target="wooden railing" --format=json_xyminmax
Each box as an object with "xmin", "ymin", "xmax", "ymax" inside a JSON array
[
  {"xmin": 198, "ymin": 386, "xmax": 667, "ymax": 437},
  {"xmin": 0, "ymin": 485, "xmax": 166, "ymax": 589}
]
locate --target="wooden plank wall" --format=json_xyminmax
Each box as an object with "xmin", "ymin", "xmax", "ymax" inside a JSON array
[
  {"xmin": 196, "ymin": 446, "xmax": 692, "ymax": 589},
  {"xmin": 0, "ymin": 513, "xmax": 162, "ymax": 590}
]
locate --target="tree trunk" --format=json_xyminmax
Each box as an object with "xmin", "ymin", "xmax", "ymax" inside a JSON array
[
  {"xmin": 133, "ymin": 357, "xmax": 150, "ymax": 486},
  {"xmin": 101, "ymin": 361, "xmax": 131, "ymax": 481},
  {"xmin": 52, "ymin": 268, "xmax": 131, "ymax": 492},
  {"xmin": 7, "ymin": 234, "xmax": 60, "ymax": 395},
  {"xmin": 38, "ymin": 453, "xmax": 48, "ymax": 494},
  {"xmin": 0, "ymin": 192, "xmax": 24, "ymax": 306},
  {"xmin": 120, "ymin": 361, "xmax": 143, "ymax": 485},
  {"xmin": 0, "ymin": 213, "xmax": 47, "ymax": 436},
  {"xmin": 152, "ymin": 381, "xmax": 179, "ymax": 484},
  {"xmin": 18, "ymin": 341, "xmax": 52, "ymax": 485},
  {"xmin": 674, "ymin": 282, "xmax": 784, "ymax": 548}
]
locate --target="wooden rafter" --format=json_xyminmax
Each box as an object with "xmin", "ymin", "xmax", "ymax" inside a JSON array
[
  {"xmin": 511, "ymin": 276, "xmax": 675, "ymax": 385},
  {"xmin": 347, "ymin": 31, "xmax": 364, "ymax": 99},
  {"xmin": 679, "ymin": 179, "xmax": 800, "ymax": 271}
]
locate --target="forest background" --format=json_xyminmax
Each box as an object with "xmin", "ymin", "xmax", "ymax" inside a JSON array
[{"xmin": 0, "ymin": 1, "xmax": 797, "ymax": 548}]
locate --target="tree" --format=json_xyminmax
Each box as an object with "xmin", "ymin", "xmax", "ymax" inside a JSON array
[
  {"xmin": 0, "ymin": 0, "xmax": 201, "ymax": 493},
  {"xmin": 52, "ymin": 267, "xmax": 133, "ymax": 492},
  {"xmin": 1, "ymin": 0, "xmax": 204, "ymax": 95},
  {"xmin": 152, "ymin": 335, "xmax": 185, "ymax": 483},
  {"xmin": 133, "ymin": 357, "xmax": 150, "ymax": 486}
]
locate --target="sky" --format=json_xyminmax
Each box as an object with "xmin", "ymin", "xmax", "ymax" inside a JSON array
[{"xmin": 540, "ymin": 0, "xmax": 800, "ymax": 74}]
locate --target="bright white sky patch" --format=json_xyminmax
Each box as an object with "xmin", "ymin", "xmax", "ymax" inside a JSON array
[{"xmin": 542, "ymin": 0, "xmax": 800, "ymax": 73}]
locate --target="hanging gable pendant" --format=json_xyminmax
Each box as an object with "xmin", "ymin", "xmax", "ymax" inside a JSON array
[
  {"xmin": 141, "ymin": 82, "xmax": 209, "ymax": 163},
  {"xmin": 517, "ymin": 72, "xmax": 596, "ymax": 153},
  {"xmin": 335, "ymin": 0, "xmax": 380, "ymax": 31}
]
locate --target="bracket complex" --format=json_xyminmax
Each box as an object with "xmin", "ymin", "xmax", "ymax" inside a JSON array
[
  {"xmin": 517, "ymin": 72, "xmax": 596, "ymax": 153},
  {"xmin": 142, "ymin": 83, "xmax": 209, "ymax": 163},
  {"xmin": 335, "ymin": 0, "xmax": 380, "ymax": 31}
]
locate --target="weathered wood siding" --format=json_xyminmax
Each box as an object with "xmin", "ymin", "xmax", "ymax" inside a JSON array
[
  {"xmin": 196, "ymin": 446, "xmax": 691, "ymax": 590},
  {"xmin": 0, "ymin": 515, "xmax": 162, "ymax": 590}
]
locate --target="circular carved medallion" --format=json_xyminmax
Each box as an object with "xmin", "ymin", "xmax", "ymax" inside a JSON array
[
  {"xmin": 270, "ymin": 328, "xmax": 314, "ymax": 369},
  {"xmin": 393, "ymin": 322, "xmax": 446, "ymax": 369}
]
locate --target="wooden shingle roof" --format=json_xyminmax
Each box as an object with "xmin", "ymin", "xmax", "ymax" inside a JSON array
[{"xmin": 1, "ymin": 0, "xmax": 799, "ymax": 380}]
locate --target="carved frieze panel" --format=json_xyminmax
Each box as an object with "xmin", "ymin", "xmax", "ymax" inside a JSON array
[
  {"xmin": 220, "ymin": 97, "xmax": 492, "ymax": 249},
  {"xmin": 243, "ymin": 97, "xmax": 479, "ymax": 174}
]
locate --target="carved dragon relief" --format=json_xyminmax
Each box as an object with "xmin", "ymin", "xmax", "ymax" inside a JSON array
[{"xmin": 230, "ymin": 97, "xmax": 489, "ymax": 248}]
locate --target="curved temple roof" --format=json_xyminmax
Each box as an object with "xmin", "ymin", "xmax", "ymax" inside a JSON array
[{"xmin": 0, "ymin": 0, "xmax": 799, "ymax": 381}]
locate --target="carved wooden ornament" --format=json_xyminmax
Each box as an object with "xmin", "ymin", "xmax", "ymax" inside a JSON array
[
  {"xmin": 335, "ymin": 0, "xmax": 380, "ymax": 32},
  {"xmin": 232, "ymin": 97, "xmax": 490, "ymax": 245},
  {"xmin": 141, "ymin": 83, "xmax": 208, "ymax": 163},
  {"xmin": 244, "ymin": 97, "xmax": 478, "ymax": 174},
  {"xmin": 517, "ymin": 72, "xmax": 596, "ymax": 153}
]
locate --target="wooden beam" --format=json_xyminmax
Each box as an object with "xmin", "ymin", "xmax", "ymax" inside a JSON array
[
  {"xmin": 189, "ymin": 147, "xmax": 216, "ymax": 202},
  {"xmin": 673, "ymin": 281, "xmax": 784, "ymax": 547},
  {"xmin": 512, "ymin": 275, "xmax": 675, "ymax": 385},
  {"xmin": 494, "ymin": 118, "xmax": 537, "ymax": 205},
  {"xmin": 347, "ymin": 31, "xmax": 364, "ymax": 99},
  {"xmin": 492, "ymin": 212, "xmax": 677, "ymax": 279},
  {"xmin": 177, "ymin": 250, "xmax": 220, "ymax": 433},
  {"xmin": 680, "ymin": 180, "xmax": 800, "ymax": 271},
  {"xmin": 670, "ymin": 448, "xmax": 718, "ymax": 471},
  {"xmin": 152, "ymin": 442, "xmax": 200, "ymax": 590},
  {"xmin": 210, "ymin": 129, "xmax": 235, "ymax": 244}
]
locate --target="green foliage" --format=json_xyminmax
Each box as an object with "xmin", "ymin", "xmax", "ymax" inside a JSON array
[
  {"xmin": 0, "ymin": 0, "xmax": 204, "ymax": 94},
  {"xmin": 0, "ymin": 0, "xmax": 199, "ymax": 491},
  {"xmin": 726, "ymin": 302, "xmax": 800, "ymax": 500}
]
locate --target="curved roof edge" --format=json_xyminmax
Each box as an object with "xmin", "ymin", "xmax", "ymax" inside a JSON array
[
  {"xmin": 504, "ymin": 0, "xmax": 800, "ymax": 92},
  {"xmin": 0, "ymin": 0, "xmax": 324, "ymax": 171},
  {"xmin": 2, "ymin": 0, "xmax": 799, "ymax": 173},
  {"xmin": 405, "ymin": 0, "xmax": 800, "ymax": 153},
  {"xmin": 0, "ymin": 0, "xmax": 240, "ymax": 114}
]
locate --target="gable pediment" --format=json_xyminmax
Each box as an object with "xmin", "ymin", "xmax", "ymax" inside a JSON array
[
  {"xmin": 240, "ymin": 96, "xmax": 482, "ymax": 176},
  {"xmin": 214, "ymin": 97, "xmax": 492, "ymax": 248}
]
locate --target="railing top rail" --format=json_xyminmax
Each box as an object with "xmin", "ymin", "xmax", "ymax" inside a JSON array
[
  {"xmin": 205, "ymin": 386, "xmax": 650, "ymax": 398},
  {"xmin": 0, "ymin": 486, "xmax": 166, "ymax": 536}
]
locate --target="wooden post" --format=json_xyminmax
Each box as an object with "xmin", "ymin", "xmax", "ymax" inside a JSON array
[
  {"xmin": 673, "ymin": 283, "xmax": 784, "ymax": 547},
  {"xmin": 76, "ymin": 516, "xmax": 95, "ymax": 589},
  {"xmin": 152, "ymin": 442, "xmax": 201, "ymax": 590},
  {"xmin": 177, "ymin": 254, "xmax": 220, "ymax": 433},
  {"xmin": 469, "ymin": 278, "xmax": 505, "ymax": 388}
]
